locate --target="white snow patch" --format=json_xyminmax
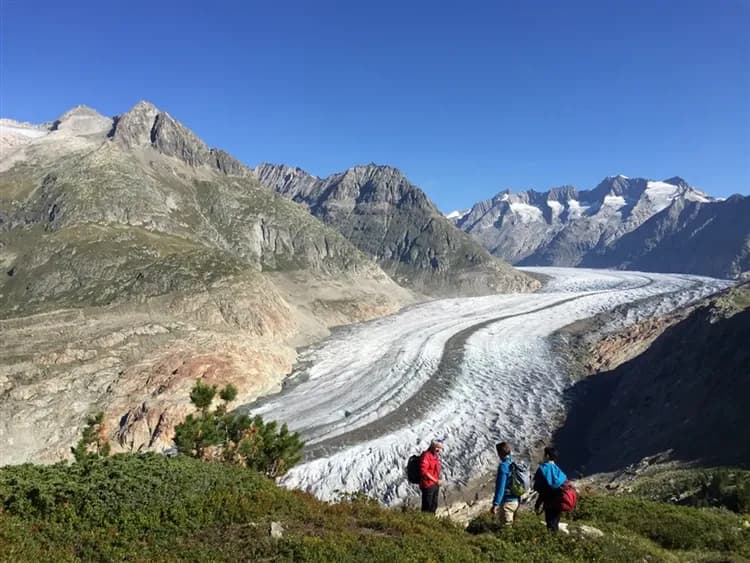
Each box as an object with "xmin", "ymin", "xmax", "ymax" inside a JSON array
[
  {"xmin": 0, "ymin": 123, "xmax": 47, "ymax": 139},
  {"xmin": 0, "ymin": 119, "xmax": 49, "ymax": 155},
  {"xmin": 567, "ymin": 199, "xmax": 589, "ymax": 218},
  {"xmin": 509, "ymin": 202, "xmax": 544, "ymax": 223},
  {"xmin": 685, "ymin": 191, "xmax": 711, "ymax": 203},
  {"xmin": 547, "ymin": 200, "xmax": 564, "ymax": 217},
  {"xmin": 602, "ymin": 195, "xmax": 626, "ymax": 209},
  {"xmin": 645, "ymin": 181, "xmax": 680, "ymax": 212},
  {"xmin": 445, "ymin": 209, "xmax": 469, "ymax": 220}
]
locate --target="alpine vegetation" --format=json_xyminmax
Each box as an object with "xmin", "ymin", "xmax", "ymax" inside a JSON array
[{"xmin": 174, "ymin": 380, "xmax": 303, "ymax": 477}]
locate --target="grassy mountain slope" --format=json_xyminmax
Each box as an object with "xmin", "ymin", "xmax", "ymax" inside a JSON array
[{"xmin": 1, "ymin": 454, "xmax": 748, "ymax": 562}]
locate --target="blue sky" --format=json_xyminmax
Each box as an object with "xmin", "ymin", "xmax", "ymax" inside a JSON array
[{"xmin": 2, "ymin": 0, "xmax": 748, "ymax": 210}]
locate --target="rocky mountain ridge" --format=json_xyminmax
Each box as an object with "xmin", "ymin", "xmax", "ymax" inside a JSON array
[
  {"xmin": 251, "ymin": 162, "xmax": 537, "ymax": 295},
  {"xmin": 0, "ymin": 101, "xmax": 413, "ymax": 464},
  {"xmin": 452, "ymin": 175, "xmax": 749, "ymax": 278}
]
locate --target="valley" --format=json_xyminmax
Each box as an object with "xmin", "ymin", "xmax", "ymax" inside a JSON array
[{"xmin": 242, "ymin": 268, "xmax": 731, "ymax": 504}]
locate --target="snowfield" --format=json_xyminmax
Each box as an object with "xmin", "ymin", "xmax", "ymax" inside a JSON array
[{"xmin": 242, "ymin": 268, "xmax": 732, "ymax": 504}]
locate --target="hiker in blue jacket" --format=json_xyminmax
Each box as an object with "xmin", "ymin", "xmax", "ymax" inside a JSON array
[
  {"xmin": 490, "ymin": 441, "xmax": 520, "ymax": 526},
  {"xmin": 533, "ymin": 446, "xmax": 567, "ymax": 532}
]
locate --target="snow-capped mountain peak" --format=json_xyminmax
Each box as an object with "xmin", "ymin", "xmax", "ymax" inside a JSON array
[
  {"xmin": 445, "ymin": 209, "xmax": 469, "ymax": 221},
  {"xmin": 455, "ymin": 174, "xmax": 729, "ymax": 267}
]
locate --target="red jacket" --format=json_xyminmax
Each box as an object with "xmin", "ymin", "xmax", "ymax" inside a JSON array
[{"xmin": 419, "ymin": 449, "xmax": 441, "ymax": 489}]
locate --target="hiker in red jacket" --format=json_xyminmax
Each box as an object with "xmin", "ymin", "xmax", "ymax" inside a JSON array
[{"xmin": 419, "ymin": 439, "xmax": 444, "ymax": 513}]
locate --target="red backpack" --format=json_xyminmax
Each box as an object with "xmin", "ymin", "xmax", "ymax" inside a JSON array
[{"xmin": 559, "ymin": 481, "xmax": 578, "ymax": 512}]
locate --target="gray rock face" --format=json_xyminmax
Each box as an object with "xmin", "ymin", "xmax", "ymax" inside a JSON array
[
  {"xmin": 0, "ymin": 102, "xmax": 412, "ymax": 464},
  {"xmin": 111, "ymin": 100, "xmax": 249, "ymax": 175},
  {"xmin": 111, "ymin": 100, "xmax": 159, "ymax": 148},
  {"xmin": 51, "ymin": 105, "xmax": 113, "ymax": 136},
  {"xmin": 210, "ymin": 148, "xmax": 248, "ymax": 176},
  {"xmin": 454, "ymin": 175, "xmax": 747, "ymax": 278},
  {"xmin": 252, "ymin": 163, "xmax": 537, "ymax": 295},
  {"xmin": 582, "ymin": 194, "xmax": 750, "ymax": 278}
]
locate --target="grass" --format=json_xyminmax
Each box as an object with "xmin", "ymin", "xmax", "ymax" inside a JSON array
[
  {"xmin": 1, "ymin": 454, "xmax": 749, "ymax": 562},
  {"xmin": 0, "ymin": 224, "xmax": 252, "ymax": 316},
  {"xmin": 713, "ymin": 282, "xmax": 750, "ymax": 318},
  {"xmin": 622, "ymin": 466, "xmax": 750, "ymax": 513}
]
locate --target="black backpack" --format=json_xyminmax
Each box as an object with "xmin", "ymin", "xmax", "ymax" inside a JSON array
[{"xmin": 406, "ymin": 454, "xmax": 422, "ymax": 484}]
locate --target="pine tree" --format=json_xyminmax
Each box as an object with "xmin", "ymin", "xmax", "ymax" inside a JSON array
[
  {"xmin": 71, "ymin": 412, "xmax": 110, "ymax": 463},
  {"xmin": 173, "ymin": 381, "xmax": 303, "ymax": 476}
]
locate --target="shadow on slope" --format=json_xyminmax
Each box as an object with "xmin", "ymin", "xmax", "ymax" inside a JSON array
[{"xmin": 555, "ymin": 291, "xmax": 750, "ymax": 475}]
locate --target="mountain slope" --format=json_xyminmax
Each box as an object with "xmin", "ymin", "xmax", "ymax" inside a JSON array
[
  {"xmin": 454, "ymin": 175, "xmax": 747, "ymax": 277},
  {"xmin": 555, "ymin": 282, "xmax": 750, "ymax": 473},
  {"xmin": 2, "ymin": 453, "xmax": 749, "ymax": 562},
  {"xmin": 0, "ymin": 102, "xmax": 411, "ymax": 464},
  {"xmin": 581, "ymin": 195, "xmax": 750, "ymax": 278},
  {"xmin": 252, "ymin": 163, "xmax": 538, "ymax": 296}
]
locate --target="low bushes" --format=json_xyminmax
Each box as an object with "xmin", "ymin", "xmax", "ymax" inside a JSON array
[
  {"xmin": 1, "ymin": 455, "xmax": 749, "ymax": 562},
  {"xmin": 570, "ymin": 493, "xmax": 750, "ymax": 555}
]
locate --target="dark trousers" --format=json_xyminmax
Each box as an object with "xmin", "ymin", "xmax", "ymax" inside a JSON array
[
  {"xmin": 420, "ymin": 485, "xmax": 439, "ymax": 513},
  {"xmin": 545, "ymin": 507, "xmax": 561, "ymax": 532}
]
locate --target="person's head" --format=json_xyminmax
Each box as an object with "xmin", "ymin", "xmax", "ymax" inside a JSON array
[
  {"xmin": 429, "ymin": 439, "xmax": 444, "ymax": 454},
  {"xmin": 496, "ymin": 441, "xmax": 511, "ymax": 460},
  {"xmin": 543, "ymin": 446, "xmax": 559, "ymax": 463}
]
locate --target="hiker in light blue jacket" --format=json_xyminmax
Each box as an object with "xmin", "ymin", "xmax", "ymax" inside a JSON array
[
  {"xmin": 533, "ymin": 446, "xmax": 567, "ymax": 532},
  {"xmin": 490, "ymin": 441, "xmax": 520, "ymax": 526}
]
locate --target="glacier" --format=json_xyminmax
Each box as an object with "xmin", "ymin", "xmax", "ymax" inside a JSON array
[{"xmin": 241, "ymin": 268, "xmax": 732, "ymax": 504}]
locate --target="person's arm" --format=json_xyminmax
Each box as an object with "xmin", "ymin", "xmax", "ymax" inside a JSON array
[{"xmin": 493, "ymin": 464, "xmax": 507, "ymax": 506}]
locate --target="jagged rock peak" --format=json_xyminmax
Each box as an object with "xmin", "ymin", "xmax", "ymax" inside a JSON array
[
  {"xmin": 326, "ymin": 163, "xmax": 426, "ymax": 197},
  {"xmin": 50, "ymin": 104, "xmax": 112, "ymax": 135},
  {"xmin": 56, "ymin": 104, "xmax": 106, "ymax": 120},
  {"xmin": 253, "ymin": 162, "xmax": 317, "ymax": 180},
  {"xmin": 130, "ymin": 100, "xmax": 159, "ymax": 113},
  {"xmin": 210, "ymin": 148, "xmax": 249, "ymax": 176},
  {"xmin": 663, "ymin": 176, "xmax": 690, "ymax": 188},
  {"xmin": 150, "ymin": 111, "xmax": 211, "ymax": 167},
  {"xmin": 591, "ymin": 175, "xmax": 647, "ymax": 198},
  {"xmin": 111, "ymin": 100, "xmax": 160, "ymax": 147},
  {"xmin": 250, "ymin": 163, "xmax": 320, "ymax": 196},
  {"xmin": 328, "ymin": 164, "xmax": 432, "ymax": 207},
  {"xmin": 547, "ymin": 185, "xmax": 579, "ymax": 201},
  {"xmin": 327, "ymin": 164, "xmax": 420, "ymax": 201},
  {"xmin": 110, "ymin": 101, "xmax": 246, "ymax": 173},
  {"xmin": 340, "ymin": 163, "xmax": 406, "ymax": 180}
]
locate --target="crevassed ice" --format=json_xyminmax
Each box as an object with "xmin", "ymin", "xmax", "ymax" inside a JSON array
[{"xmin": 247, "ymin": 268, "xmax": 731, "ymax": 504}]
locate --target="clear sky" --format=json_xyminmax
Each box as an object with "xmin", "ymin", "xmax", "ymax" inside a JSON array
[{"xmin": 1, "ymin": 0, "xmax": 748, "ymax": 211}]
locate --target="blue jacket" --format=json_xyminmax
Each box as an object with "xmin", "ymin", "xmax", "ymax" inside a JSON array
[
  {"xmin": 533, "ymin": 461, "xmax": 567, "ymax": 500},
  {"xmin": 493, "ymin": 455, "xmax": 520, "ymax": 506}
]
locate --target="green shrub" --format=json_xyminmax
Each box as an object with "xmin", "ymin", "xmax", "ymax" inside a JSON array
[
  {"xmin": 690, "ymin": 469, "xmax": 750, "ymax": 513},
  {"xmin": 70, "ymin": 411, "xmax": 110, "ymax": 464},
  {"xmin": 571, "ymin": 493, "xmax": 750, "ymax": 555},
  {"xmin": 1, "ymin": 455, "xmax": 749, "ymax": 562},
  {"xmin": 174, "ymin": 380, "xmax": 304, "ymax": 477}
]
